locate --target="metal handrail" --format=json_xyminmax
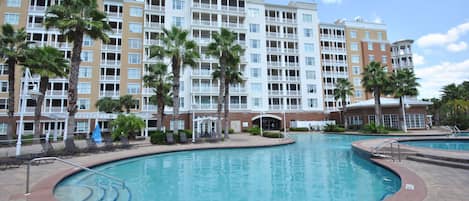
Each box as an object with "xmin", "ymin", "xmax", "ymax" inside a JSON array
[
  {"xmin": 372, "ymin": 138, "xmax": 401, "ymax": 162},
  {"xmin": 26, "ymin": 157, "xmax": 125, "ymax": 194}
]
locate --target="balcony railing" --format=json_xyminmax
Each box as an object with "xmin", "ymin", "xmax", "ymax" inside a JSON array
[
  {"xmin": 142, "ymin": 105, "xmax": 157, "ymax": 111},
  {"xmin": 222, "ymin": 22, "xmax": 244, "ymax": 29},
  {"xmin": 192, "ymin": 70, "xmax": 212, "ymax": 76},
  {"xmin": 268, "ymin": 90, "xmax": 282, "ymax": 96},
  {"xmin": 285, "ymin": 62, "xmax": 299, "ymax": 68},
  {"xmin": 101, "ymin": 44, "xmax": 122, "ymax": 51},
  {"xmin": 101, "ymin": 60, "xmax": 121, "ymax": 66},
  {"xmin": 105, "ymin": 12, "xmax": 123, "ymax": 18},
  {"xmin": 195, "ymin": 37, "xmax": 212, "ymax": 44},
  {"xmin": 230, "ymin": 103, "xmax": 247, "ymax": 109},
  {"xmin": 267, "ymin": 32, "xmax": 281, "ymax": 38},
  {"xmin": 285, "ymin": 76, "xmax": 300, "ymax": 82},
  {"xmin": 319, "ymin": 34, "xmax": 345, "ymax": 40},
  {"xmin": 192, "ymin": 104, "xmax": 217, "ymax": 110},
  {"xmin": 29, "ymin": 6, "xmax": 46, "ymax": 12},
  {"xmin": 192, "ymin": 87, "xmax": 218, "ymax": 93},
  {"xmin": 267, "ymin": 47, "xmax": 281, "ymax": 53},
  {"xmin": 45, "ymin": 90, "xmax": 67, "ymax": 96},
  {"xmin": 267, "ymin": 61, "xmax": 281, "ymax": 67},
  {"xmin": 286, "ymin": 90, "xmax": 300, "ymax": 96},
  {"xmin": 144, "ymin": 39, "xmax": 163, "ymax": 46},
  {"xmin": 220, "ymin": 6, "xmax": 245, "ymax": 13},
  {"xmin": 27, "ymin": 23, "xmax": 44, "ymax": 29},
  {"xmin": 269, "ymin": 105, "xmax": 282, "ymax": 110},
  {"xmin": 192, "ymin": 2, "xmax": 217, "ymax": 10},
  {"xmin": 193, "ymin": 20, "xmax": 217, "ymax": 27},
  {"xmin": 230, "ymin": 87, "xmax": 247, "ymax": 93},
  {"xmin": 284, "ymin": 33, "xmax": 298, "ymax": 39},
  {"xmin": 321, "ymin": 47, "xmax": 346, "ymax": 52},
  {"xmin": 286, "ymin": 105, "xmax": 300, "ymax": 110},
  {"xmin": 284, "ymin": 48, "xmax": 298, "ymax": 54},
  {"xmin": 268, "ymin": 75, "xmax": 282, "ymax": 81},
  {"xmin": 145, "ymin": 22, "xmax": 164, "ymax": 29},
  {"xmin": 100, "ymin": 75, "xmax": 120, "ymax": 81},
  {"xmin": 144, "ymin": 5, "xmax": 165, "ymax": 12},
  {"xmin": 99, "ymin": 91, "xmax": 120, "ymax": 97}
]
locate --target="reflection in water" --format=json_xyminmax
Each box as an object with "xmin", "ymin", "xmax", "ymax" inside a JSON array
[{"xmin": 58, "ymin": 134, "xmax": 400, "ymax": 201}]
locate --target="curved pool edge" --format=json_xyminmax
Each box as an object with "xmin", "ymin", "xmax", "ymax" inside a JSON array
[
  {"xmin": 352, "ymin": 140, "xmax": 427, "ymax": 201},
  {"xmin": 18, "ymin": 138, "xmax": 295, "ymax": 201}
]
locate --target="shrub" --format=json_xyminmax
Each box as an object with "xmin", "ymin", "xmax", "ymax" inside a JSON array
[
  {"xmin": 111, "ymin": 114, "xmax": 145, "ymax": 141},
  {"xmin": 179, "ymin": 129, "xmax": 193, "ymax": 139},
  {"xmin": 222, "ymin": 128, "xmax": 235, "ymax": 134},
  {"xmin": 263, "ymin": 132, "xmax": 284, "ymax": 138},
  {"xmin": 323, "ymin": 124, "xmax": 345, "ymax": 132},
  {"xmin": 150, "ymin": 131, "xmax": 166, "ymax": 144},
  {"xmin": 247, "ymin": 126, "xmax": 261, "ymax": 135},
  {"xmin": 363, "ymin": 123, "xmax": 389, "ymax": 134},
  {"xmin": 289, "ymin": 127, "xmax": 309, "ymax": 132}
]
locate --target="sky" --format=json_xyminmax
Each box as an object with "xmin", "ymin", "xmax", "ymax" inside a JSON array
[{"xmin": 266, "ymin": 0, "xmax": 469, "ymax": 99}]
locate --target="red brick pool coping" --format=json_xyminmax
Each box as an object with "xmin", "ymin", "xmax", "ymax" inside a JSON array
[{"xmin": 15, "ymin": 138, "xmax": 296, "ymax": 201}]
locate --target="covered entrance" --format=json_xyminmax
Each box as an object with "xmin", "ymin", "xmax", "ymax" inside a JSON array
[{"xmin": 252, "ymin": 114, "xmax": 281, "ymax": 130}]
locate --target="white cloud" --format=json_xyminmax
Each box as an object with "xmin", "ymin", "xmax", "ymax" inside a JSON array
[
  {"xmin": 447, "ymin": 41, "xmax": 468, "ymax": 52},
  {"xmin": 321, "ymin": 0, "xmax": 342, "ymax": 4},
  {"xmin": 416, "ymin": 22, "xmax": 469, "ymax": 51},
  {"xmin": 415, "ymin": 59, "xmax": 469, "ymax": 99},
  {"xmin": 373, "ymin": 16, "xmax": 383, "ymax": 24},
  {"xmin": 413, "ymin": 53, "xmax": 425, "ymax": 66}
]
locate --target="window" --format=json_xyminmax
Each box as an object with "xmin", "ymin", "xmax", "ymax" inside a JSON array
[
  {"xmin": 305, "ymin": 70, "xmax": 315, "ymax": 79},
  {"xmin": 80, "ymin": 51, "xmax": 93, "ymax": 62},
  {"xmin": 0, "ymin": 123, "xmax": 7, "ymax": 135},
  {"xmin": 304, "ymin": 43, "xmax": 314, "ymax": 52},
  {"xmin": 128, "ymin": 68, "xmax": 141, "ymax": 79},
  {"xmin": 128, "ymin": 53, "xmax": 141, "ymax": 64},
  {"xmin": 83, "ymin": 35, "xmax": 93, "ymax": 46},
  {"xmin": 180, "ymin": 81, "xmax": 184, "ymax": 91},
  {"xmin": 129, "ymin": 23, "xmax": 142, "ymax": 33},
  {"xmin": 250, "ymin": 68, "xmax": 260, "ymax": 78},
  {"xmin": 127, "ymin": 83, "xmax": 140, "ymax": 94},
  {"xmin": 377, "ymin": 32, "xmax": 383, "ymax": 40},
  {"xmin": 365, "ymin": 31, "xmax": 370, "ymax": 39},
  {"xmin": 305, "ymin": 57, "xmax": 315, "ymax": 66},
  {"xmin": 79, "ymin": 67, "xmax": 92, "ymax": 78},
  {"xmin": 249, "ymin": 24, "xmax": 260, "ymax": 33},
  {"xmin": 304, "ymin": 28, "xmax": 313, "ymax": 37},
  {"xmin": 352, "ymin": 66, "xmax": 360, "ymax": 75},
  {"xmin": 172, "ymin": 16, "xmax": 184, "ymax": 27},
  {"xmin": 76, "ymin": 122, "xmax": 89, "ymax": 133},
  {"xmin": 0, "ymin": 81, "xmax": 8, "ymax": 92},
  {"xmin": 250, "ymin": 54, "xmax": 260, "ymax": 63},
  {"xmin": 250, "ymin": 39, "xmax": 260, "ymax": 48},
  {"xmin": 350, "ymin": 43, "xmax": 358, "ymax": 51},
  {"xmin": 251, "ymin": 83, "xmax": 262, "ymax": 91},
  {"xmin": 351, "ymin": 55, "xmax": 360, "ymax": 64},
  {"xmin": 78, "ymin": 99, "xmax": 90, "ymax": 110},
  {"xmin": 307, "ymin": 84, "xmax": 316, "ymax": 94},
  {"xmin": 128, "ymin": 39, "xmax": 141, "ymax": 49},
  {"xmin": 4, "ymin": 13, "xmax": 20, "ymax": 25},
  {"xmin": 308, "ymin": 98, "xmax": 318, "ymax": 108},
  {"xmin": 78, "ymin": 83, "xmax": 91, "ymax": 94},
  {"xmin": 368, "ymin": 42, "xmax": 373, "ymax": 50},
  {"xmin": 179, "ymin": 97, "xmax": 184, "ymax": 108},
  {"xmin": 172, "ymin": 0, "xmax": 184, "ymax": 10},
  {"xmin": 353, "ymin": 78, "xmax": 361, "ymax": 86},
  {"xmin": 248, "ymin": 8, "xmax": 260, "ymax": 17},
  {"xmin": 7, "ymin": 0, "xmax": 21, "ymax": 7},
  {"xmin": 350, "ymin": 31, "xmax": 357, "ymax": 38},
  {"xmin": 368, "ymin": 55, "xmax": 375, "ymax": 61},
  {"xmin": 0, "ymin": 98, "xmax": 8, "ymax": 109},
  {"xmin": 380, "ymin": 43, "xmax": 386, "ymax": 51},
  {"xmin": 252, "ymin": 98, "xmax": 261, "ymax": 107},
  {"xmin": 170, "ymin": 120, "xmax": 184, "ymax": 130},
  {"xmin": 381, "ymin": 56, "xmax": 387, "ymax": 63},
  {"xmin": 0, "ymin": 65, "xmax": 8, "ymax": 75},
  {"xmin": 406, "ymin": 114, "xmax": 425, "ymax": 129},
  {"xmin": 129, "ymin": 7, "xmax": 143, "ymax": 17},
  {"xmin": 355, "ymin": 89, "xmax": 362, "ymax": 97},
  {"xmin": 302, "ymin": 14, "xmax": 312, "ymax": 23}
]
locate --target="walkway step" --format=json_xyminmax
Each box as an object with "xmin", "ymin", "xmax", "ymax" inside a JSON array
[
  {"xmin": 407, "ymin": 155, "xmax": 469, "ymax": 170},
  {"xmin": 416, "ymin": 153, "xmax": 469, "ymax": 164}
]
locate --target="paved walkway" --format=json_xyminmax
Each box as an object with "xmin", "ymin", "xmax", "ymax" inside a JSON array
[{"xmin": 0, "ymin": 134, "xmax": 293, "ymax": 201}]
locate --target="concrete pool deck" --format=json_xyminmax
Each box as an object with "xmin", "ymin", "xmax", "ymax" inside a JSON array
[{"xmin": 1, "ymin": 134, "xmax": 294, "ymax": 201}]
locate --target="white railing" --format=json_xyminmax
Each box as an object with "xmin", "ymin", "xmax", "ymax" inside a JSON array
[
  {"xmin": 267, "ymin": 61, "xmax": 281, "ymax": 67},
  {"xmin": 268, "ymin": 90, "xmax": 282, "ymax": 96},
  {"xmin": 269, "ymin": 105, "xmax": 282, "ymax": 110},
  {"xmin": 27, "ymin": 23, "xmax": 44, "ymax": 29},
  {"xmin": 321, "ymin": 47, "xmax": 347, "ymax": 52},
  {"xmin": 145, "ymin": 22, "xmax": 164, "ymax": 29},
  {"xmin": 100, "ymin": 75, "xmax": 120, "ymax": 81},
  {"xmin": 105, "ymin": 12, "xmax": 123, "ymax": 18},
  {"xmin": 28, "ymin": 6, "xmax": 46, "ymax": 12},
  {"xmin": 192, "ymin": 87, "xmax": 218, "ymax": 93},
  {"xmin": 145, "ymin": 5, "xmax": 165, "ymax": 12},
  {"xmin": 99, "ymin": 91, "xmax": 120, "ymax": 97},
  {"xmin": 285, "ymin": 76, "xmax": 300, "ymax": 82},
  {"xmin": 144, "ymin": 39, "xmax": 163, "ymax": 46},
  {"xmin": 286, "ymin": 105, "xmax": 300, "ymax": 110},
  {"xmin": 101, "ymin": 60, "xmax": 121, "ymax": 66},
  {"xmin": 285, "ymin": 62, "xmax": 299, "ymax": 68},
  {"xmin": 192, "ymin": 2, "xmax": 217, "ymax": 9},
  {"xmin": 109, "ymin": 28, "xmax": 122, "ymax": 35},
  {"xmin": 286, "ymin": 91, "xmax": 300, "ymax": 96},
  {"xmin": 268, "ymin": 75, "xmax": 282, "ymax": 81},
  {"xmin": 45, "ymin": 90, "xmax": 67, "ymax": 96},
  {"xmin": 267, "ymin": 32, "xmax": 281, "ymax": 38},
  {"xmin": 193, "ymin": 20, "xmax": 217, "ymax": 27},
  {"xmin": 230, "ymin": 88, "xmax": 247, "ymax": 93},
  {"xmin": 320, "ymin": 34, "xmax": 345, "ymax": 40},
  {"xmin": 192, "ymin": 70, "xmax": 212, "ymax": 76},
  {"xmin": 283, "ymin": 19, "xmax": 297, "ymax": 24},
  {"xmin": 284, "ymin": 48, "xmax": 298, "ymax": 54},
  {"xmin": 265, "ymin": 17, "xmax": 281, "ymax": 22},
  {"xmin": 222, "ymin": 22, "xmax": 243, "ymax": 28},
  {"xmin": 221, "ymin": 6, "xmax": 245, "ymax": 13},
  {"xmin": 195, "ymin": 37, "xmax": 212, "ymax": 44},
  {"xmin": 230, "ymin": 104, "xmax": 247, "ymax": 109},
  {"xmin": 192, "ymin": 104, "xmax": 217, "ymax": 110},
  {"xmin": 142, "ymin": 105, "xmax": 157, "ymax": 111},
  {"xmin": 101, "ymin": 44, "xmax": 122, "ymax": 51},
  {"xmin": 284, "ymin": 33, "xmax": 298, "ymax": 39}
]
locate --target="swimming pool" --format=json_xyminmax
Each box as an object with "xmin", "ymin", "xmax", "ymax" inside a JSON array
[
  {"xmin": 55, "ymin": 134, "xmax": 400, "ymax": 201},
  {"xmin": 402, "ymin": 140, "xmax": 469, "ymax": 151}
]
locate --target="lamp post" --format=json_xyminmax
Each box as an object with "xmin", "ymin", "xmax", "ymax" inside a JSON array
[{"xmin": 16, "ymin": 68, "xmax": 41, "ymax": 156}]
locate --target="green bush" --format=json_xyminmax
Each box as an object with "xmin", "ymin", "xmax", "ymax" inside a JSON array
[
  {"xmin": 247, "ymin": 126, "xmax": 261, "ymax": 135},
  {"xmin": 289, "ymin": 127, "xmax": 309, "ymax": 132},
  {"xmin": 179, "ymin": 129, "xmax": 193, "ymax": 139},
  {"xmin": 222, "ymin": 128, "xmax": 235, "ymax": 134},
  {"xmin": 323, "ymin": 124, "xmax": 345, "ymax": 132},
  {"xmin": 263, "ymin": 132, "xmax": 284, "ymax": 138},
  {"xmin": 363, "ymin": 123, "xmax": 389, "ymax": 134},
  {"xmin": 150, "ymin": 131, "xmax": 166, "ymax": 144}
]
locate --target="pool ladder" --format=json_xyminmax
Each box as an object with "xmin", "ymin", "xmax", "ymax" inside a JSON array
[
  {"xmin": 372, "ymin": 139, "xmax": 401, "ymax": 162},
  {"xmin": 25, "ymin": 157, "xmax": 125, "ymax": 195}
]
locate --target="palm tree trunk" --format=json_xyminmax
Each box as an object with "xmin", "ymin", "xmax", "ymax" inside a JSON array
[
  {"xmin": 171, "ymin": 57, "xmax": 180, "ymax": 134},
  {"xmin": 7, "ymin": 59, "xmax": 16, "ymax": 144},
  {"xmin": 223, "ymin": 80, "xmax": 230, "ymax": 139},
  {"xmin": 399, "ymin": 96, "xmax": 408, "ymax": 132},
  {"xmin": 342, "ymin": 98, "xmax": 347, "ymax": 129},
  {"xmin": 374, "ymin": 87, "xmax": 382, "ymax": 126},
  {"xmin": 157, "ymin": 86, "xmax": 164, "ymax": 131},
  {"xmin": 33, "ymin": 77, "xmax": 48, "ymax": 144},
  {"xmin": 66, "ymin": 33, "xmax": 84, "ymax": 146},
  {"xmin": 217, "ymin": 56, "xmax": 227, "ymax": 138}
]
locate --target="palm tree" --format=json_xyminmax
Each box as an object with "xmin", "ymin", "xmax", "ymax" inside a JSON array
[
  {"xmin": 389, "ymin": 69, "xmax": 419, "ymax": 132},
  {"xmin": 45, "ymin": 0, "xmax": 111, "ymax": 145},
  {"xmin": 119, "ymin": 95, "xmax": 137, "ymax": 114},
  {"xmin": 212, "ymin": 57, "xmax": 244, "ymax": 138},
  {"xmin": 0, "ymin": 24, "xmax": 31, "ymax": 142},
  {"xmin": 143, "ymin": 62, "xmax": 173, "ymax": 130},
  {"xmin": 333, "ymin": 78, "xmax": 354, "ymax": 129},
  {"xmin": 207, "ymin": 28, "xmax": 244, "ymax": 138},
  {"xmin": 22, "ymin": 46, "xmax": 69, "ymax": 143},
  {"xmin": 149, "ymin": 26, "xmax": 199, "ymax": 133},
  {"xmin": 361, "ymin": 61, "xmax": 389, "ymax": 126},
  {"xmin": 95, "ymin": 97, "xmax": 121, "ymax": 113},
  {"xmin": 111, "ymin": 114, "xmax": 145, "ymax": 140},
  {"xmin": 441, "ymin": 83, "xmax": 463, "ymax": 101}
]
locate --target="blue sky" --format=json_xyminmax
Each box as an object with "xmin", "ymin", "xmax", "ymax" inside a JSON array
[{"xmin": 266, "ymin": 0, "xmax": 469, "ymax": 99}]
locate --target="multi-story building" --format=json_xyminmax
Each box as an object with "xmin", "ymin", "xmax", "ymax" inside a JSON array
[
  {"xmin": 339, "ymin": 17, "xmax": 392, "ymax": 102},
  {"xmin": 319, "ymin": 23, "xmax": 348, "ymax": 112},
  {"xmin": 391, "ymin": 39, "xmax": 414, "ymax": 71},
  {"xmin": 0, "ymin": 0, "xmax": 324, "ymax": 137}
]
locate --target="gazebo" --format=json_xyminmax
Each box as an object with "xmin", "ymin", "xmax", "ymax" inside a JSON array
[{"xmin": 192, "ymin": 116, "xmax": 220, "ymax": 143}]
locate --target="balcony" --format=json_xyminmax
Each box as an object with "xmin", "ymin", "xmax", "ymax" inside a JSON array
[
  {"xmin": 319, "ymin": 34, "xmax": 345, "ymax": 41},
  {"xmin": 192, "ymin": 3, "xmax": 217, "ymax": 10},
  {"xmin": 108, "ymin": 28, "xmax": 122, "ymax": 35},
  {"xmin": 220, "ymin": 6, "xmax": 245, "ymax": 13},
  {"xmin": 267, "ymin": 32, "xmax": 281, "ymax": 38},
  {"xmin": 221, "ymin": 22, "xmax": 244, "ymax": 29},
  {"xmin": 284, "ymin": 48, "xmax": 298, "ymax": 54},
  {"xmin": 29, "ymin": 6, "xmax": 46, "ymax": 12},
  {"xmin": 142, "ymin": 104, "xmax": 157, "ymax": 111},
  {"xmin": 286, "ymin": 90, "xmax": 300, "ymax": 96},
  {"xmin": 285, "ymin": 76, "xmax": 300, "ymax": 82},
  {"xmin": 230, "ymin": 103, "xmax": 247, "ymax": 109},
  {"xmin": 283, "ymin": 19, "xmax": 297, "ymax": 24},
  {"xmin": 268, "ymin": 90, "xmax": 282, "ymax": 96},
  {"xmin": 267, "ymin": 61, "xmax": 281, "ymax": 67},
  {"xmin": 322, "ymin": 72, "xmax": 348, "ymax": 78},
  {"xmin": 321, "ymin": 59, "xmax": 347, "ymax": 65},
  {"xmin": 144, "ymin": 39, "xmax": 163, "ymax": 46},
  {"xmin": 99, "ymin": 91, "xmax": 120, "ymax": 97},
  {"xmin": 286, "ymin": 105, "xmax": 300, "ymax": 110},
  {"xmin": 192, "ymin": 104, "xmax": 217, "ymax": 110},
  {"xmin": 268, "ymin": 75, "xmax": 282, "ymax": 81},
  {"xmin": 267, "ymin": 47, "xmax": 281, "ymax": 53},
  {"xmin": 142, "ymin": 88, "xmax": 154, "ymax": 94},
  {"xmin": 101, "ymin": 44, "xmax": 122, "ymax": 51},
  {"xmin": 269, "ymin": 105, "xmax": 282, "ymax": 110},
  {"xmin": 193, "ymin": 20, "xmax": 218, "ymax": 27},
  {"xmin": 192, "ymin": 70, "xmax": 212, "ymax": 76},
  {"xmin": 265, "ymin": 17, "xmax": 281, "ymax": 23},
  {"xmin": 285, "ymin": 62, "xmax": 299, "ymax": 68},
  {"xmin": 101, "ymin": 60, "xmax": 121, "ymax": 66},
  {"xmin": 144, "ymin": 5, "xmax": 165, "ymax": 12},
  {"xmin": 45, "ymin": 90, "xmax": 67, "ymax": 96},
  {"xmin": 100, "ymin": 75, "xmax": 120, "ymax": 81},
  {"xmin": 27, "ymin": 23, "xmax": 44, "ymax": 30},
  {"xmin": 230, "ymin": 87, "xmax": 247, "ymax": 93},
  {"xmin": 236, "ymin": 40, "xmax": 246, "ymax": 46},
  {"xmin": 106, "ymin": 12, "xmax": 123, "ymax": 18},
  {"xmin": 284, "ymin": 33, "xmax": 298, "ymax": 39},
  {"xmin": 195, "ymin": 37, "xmax": 212, "ymax": 44},
  {"xmin": 145, "ymin": 22, "xmax": 164, "ymax": 29},
  {"xmin": 44, "ymin": 107, "xmax": 66, "ymax": 113},
  {"xmin": 321, "ymin": 47, "xmax": 346, "ymax": 53},
  {"xmin": 192, "ymin": 87, "xmax": 218, "ymax": 94}
]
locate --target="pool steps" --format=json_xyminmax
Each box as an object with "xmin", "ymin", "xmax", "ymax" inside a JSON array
[
  {"xmin": 407, "ymin": 153, "xmax": 469, "ymax": 170},
  {"xmin": 55, "ymin": 175, "xmax": 131, "ymax": 201}
]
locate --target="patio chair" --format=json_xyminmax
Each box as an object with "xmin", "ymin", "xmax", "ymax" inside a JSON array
[
  {"xmin": 179, "ymin": 133, "xmax": 188, "ymax": 144},
  {"xmin": 119, "ymin": 137, "xmax": 132, "ymax": 149},
  {"xmin": 165, "ymin": 133, "xmax": 175, "ymax": 145},
  {"xmin": 102, "ymin": 138, "xmax": 115, "ymax": 151}
]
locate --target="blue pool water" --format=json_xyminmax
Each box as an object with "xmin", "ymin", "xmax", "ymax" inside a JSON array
[
  {"xmin": 402, "ymin": 140, "xmax": 469, "ymax": 151},
  {"xmin": 55, "ymin": 134, "xmax": 400, "ymax": 201}
]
